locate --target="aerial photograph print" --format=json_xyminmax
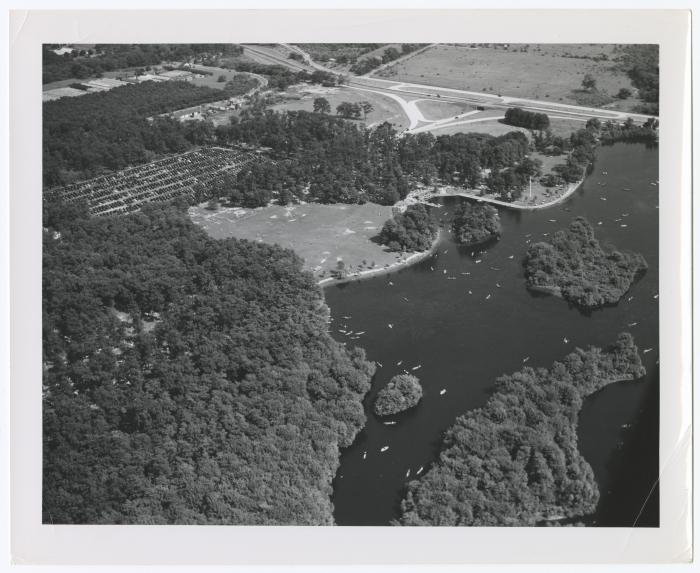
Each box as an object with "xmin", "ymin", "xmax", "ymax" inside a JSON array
[{"xmin": 41, "ymin": 41, "xmax": 660, "ymax": 527}]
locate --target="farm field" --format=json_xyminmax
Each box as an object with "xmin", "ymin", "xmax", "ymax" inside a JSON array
[
  {"xmin": 189, "ymin": 202, "xmax": 403, "ymax": 280},
  {"xmin": 377, "ymin": 44, "xmax": 642, "ymax": 110},
  {"xmin": 271, "ymin": 85, "xmax": 409, "ymax": 130}
]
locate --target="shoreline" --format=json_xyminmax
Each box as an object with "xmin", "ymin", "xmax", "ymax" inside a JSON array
[{"xmin": 318, "ymin": 230, "xmax": 442, "ymax": 288}]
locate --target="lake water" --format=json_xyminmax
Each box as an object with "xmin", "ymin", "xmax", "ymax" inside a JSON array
[{"xmin": 326, "ymin": 143, "xmax": 659, "ymax": 527}]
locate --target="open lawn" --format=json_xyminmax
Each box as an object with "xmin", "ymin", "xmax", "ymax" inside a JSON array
[
  {"xmin": 270, "ymin": 85, "xmax": 409, "ymax": 130},
  {"xmin": 378, "ymin": 44, "xmax": 643, "ymax": 111},
  {"xmin": 189, "ymin": 202, "xmax": 408, "ymax": 280},
  {"xmin": 423, "ymin": 115, "xmax": 586, "ymax": 139},
  {"xmin": 415, "ymin": 99, "xmax": 474, "ymax": 121}
]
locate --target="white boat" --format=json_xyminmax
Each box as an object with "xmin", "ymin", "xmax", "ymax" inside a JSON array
[
  {"xmin": 548, "ymin": 219, "xmax": 556, "ymax": 223},
  {"xmin": 384, "ymin": 421, "xmax": 397, "ymax": 425},
  {"xmin": 653, "ymin": 294, "xmax": 659, "ymax": 299},
  {"xmin": 356, "ymin": 331, "xmax": 365, "ymax": 335},
  {"xmin": 376, "ymin": 361, "xmax": 383, "ymax": 368},
  {"xmin": 643, "ymin": 348, "xmax": 653, "ymax": 354},
  {"xmin": 468, "ymin": 290, "xmax": 472, "ymax": 295},
  {"xmin": 439, "ymin": 389, "xmax": 447, "ymax": 395},
  {"xmin": 601, "ymin": 197, "xmax": 607, "ymax": 201},
  {"xmin": 416, "ymin": 466, "xmax": 424, "ymax": 475},
  {"xmin": 447, "ymin": 277, "xmax": 456, "ymax": 280},
  {"xmin": 508, "ymin": 255, "xmax": 514, "ymax": 259},
  {"xmin": 563, "ymin": 337, "xmax": 569, "ymax": 344},
  {"xmin": 363, "ymin": 451, "xmax": 367, "ymax": 459},
  {"xmin": 475, "ymin": 259, "xmax": 482, "ymax": 264},
  {"xmin": 523, "ymin": 356, "xmax": 530, "ymax": 363},
  {"xmin": 412, "ymin": 365, "xmax": 422, "ymax": 371},
  {"xmin": 496, "ymin": 283, "xmax": 501, "ymax": 288},
  {"xmin": 628, "ymin": 296, "xmax": 634, "ymax": 301},
  {"xmin": 620, "ymin": 224, "xmax": 628, "ymax": 228},
  {"xmin": 406, "ymin": 469, "xmax": 411, "ymax": 478},
  {"xmin": 388, "ymin": 324, "xmax": 393, "ymax": 329},
  {"xmin": 397, "ymin": 360, "xmax": 403, "ymax": 366},
  {"xmin": 388, "ymin": 281, "xmax": 394, "ymax": 286},
  {"xmin": 598, "ymin": 221, "xmax": 603, "ymax": 225},
  {"xmin": 443, "ymin": 269, "xmax": 447, "ymax": 274},
  {"xmin": 380, "ymin": 446, "xmax": 389, "ymax": 452},
  {"xmin": 628, "ymin": 322, "xmax": 638, "ymax": 327},
  {"xmin": 485, "ymin": 294, "xmax": 491, "ymax": 300}
]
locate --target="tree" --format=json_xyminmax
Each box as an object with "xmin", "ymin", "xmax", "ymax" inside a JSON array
[
  {"xmin": 360, "ymin": 101, "xmax": 374, "ymax": 120},
  {"xmin": 313, "ymin": 97, "xmax": 331, "ymax": 114},
  {"xmin": 581, "ymin": 73, "xmax": 597, "ymax": 92},
  {"xmin": 617, "ymin": 87, "xmax": 632, "ymax": 99},
  {"xmin": 217, "ymin": 74, "xmax": 226, "ymax": 82}
]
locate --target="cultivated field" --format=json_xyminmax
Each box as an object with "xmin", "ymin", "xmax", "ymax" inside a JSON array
[
  {"xmin": 271, "ymin": 85, "xmax": 410, "ymax": 130},
  {"xmin": 189, "ymin": 202, "xmax": 405, "ymax": 279},
  {"xmin": 377, "ymin": 44, "xmax": 641, "ymax": 110}
]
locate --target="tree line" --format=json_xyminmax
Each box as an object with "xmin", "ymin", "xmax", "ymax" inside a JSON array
[
  {"xmin": 42, "ymin": 201, "xmax": 375, "ymax": 524},
  {"xmin": 349, "ymin": 44, "xmax": 427, "ymax": 75},
  {"xmin": 43, "ymin": 44, "xmax": 243, "ymax": 84},
  {"xmin": 377, "ymin": 204, "xmax": 438, "ymax": 252},
  {"xmin": 503, "ymin": 107, "xmax": 550, "ymax": 130}
]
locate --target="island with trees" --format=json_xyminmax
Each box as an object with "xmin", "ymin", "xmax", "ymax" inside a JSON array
[
  {"xmin": 42, "ymin": 201, "xmax": 375, "ymax": 525},
  {"xmin": 373, "ymin": 374, "xmax": 423, "ymax": 417},
  {"xmin": 377, "ymin": 205, "xmax": 438, "ymax": 253},
  {"xmin": 398, "ymin": 333, "xmax": 646, "ymax": 526},
  {"xmin": 523, "ymin": 217, "xmax": 648, "ymax": 309},
  {"xmin": 452, "ymin": 202, "xmax": 502, "ymax": 246}
]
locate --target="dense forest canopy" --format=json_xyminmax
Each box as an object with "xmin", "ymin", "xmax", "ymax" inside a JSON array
[
  {"xmin": 42, "ymin": 202, "xmax": 375, "ymax": 524},
  {"xmin": 377, "ymin": 204, "xmax": 438, "ymax": 252},
  {"xmin": 618, "ymin": 45, "xmax": 659, "ymax": 115},
  {"xmin": 524, "ymin": 217, "xmax": 648, "ymax": 309},
  {"xmin": 398, "ymin": 333, "xmax": 646, "ymax": 526},
  {"xmin": 504, "ymin": 108, "xmax": 550, "ymax": 131},
  {"xmin": 43, "ymin": 81, "xmax": 225, "ymax": 186},
  {"xmin": 452, "ymin": 202, "xmax": 501, "ymax": 246}
]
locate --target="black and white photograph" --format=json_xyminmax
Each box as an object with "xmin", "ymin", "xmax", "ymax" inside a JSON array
[{"xmin": 6, "ymin": 7, "xmax": 693, "ymax": 567}]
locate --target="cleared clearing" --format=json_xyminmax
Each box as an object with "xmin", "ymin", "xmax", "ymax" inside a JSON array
[
  {"xmin": 270, "ymin": 85, "xmax": 409, "ymax": 130},
  {"xmin": 415, "ymin": 99, "xmax": 474, "ymax": 121},
  {"xmin": 378, "ymin": 44, "xmax": 642, "ymax": 110},
  {"xmin": 190, "ymin": 202, "xmax": 412, "ymax": 280}
]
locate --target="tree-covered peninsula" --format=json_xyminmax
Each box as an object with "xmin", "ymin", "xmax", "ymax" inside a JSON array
[
  {"xmin": 452, "ymin": 202, "xmax": 501, "ymax": 246},
  {"xmin": 398, "ymin": 333, "xmax": 646, "ymax": 526},
  {"xmin": 524, "ymin": 217, "xmax": 648, "ymax": 309},
  {"xmin": 377, "ymin": 204, "xmax": 438, "ymax": 253},
  {"xmin": 373, "ymin": 374, "xmax": 423, "ymax": 417},
  {"xmin": 42, "ymin": 201, "xmax": 375, "ymax": 525}
]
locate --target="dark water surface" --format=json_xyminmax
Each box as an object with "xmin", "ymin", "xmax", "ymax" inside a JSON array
[{"xmin": 325, "ymin": 143, "xmax": 659, "ymax": 526}]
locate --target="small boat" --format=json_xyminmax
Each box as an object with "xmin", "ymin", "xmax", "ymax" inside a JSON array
[
  {"xmin": 628, "ymin": 296, "xmax": 634, "ymax": 301},
  {"xmin": 468, "ymin": 290, "xmax": 472, "ymax": 295},
  {"xmin": 460, "ymin": 272, "xmax": 470, "ymax": 275},
  {"xmin": 508, "ymin": 255, "xmax": 514, "ymax": 260},
  {"xmin": 563, "ymin": 337, "xmax": 569, "ymax": 344},
  {"xmin": 430, "ymin": 266, "xmax": 434, "ymax": 271},
  {"xmin": 628, "ymin": 322, "xmax": 638, "ymax": 327},
  {"xmin": 376, "ymin": 361, "xmax": 383, "ymax": 368},
  {"xmin": 622, "ymin": 213, "xmax": 629, "ymax": 217},
  {"xmin": 416, "ymin": 466, "xmax": 424, "ymax": 475},
  {"xmin": 380, "ymin": 446, "xmax": 389, "ymax": 452},
  {"xmin": 443, "ymin": 269, "xmax": 447, "ymax": 274},
  {"xmin": 412, "ymin": 365, "xmax": 422, "ymax": 371},
  {"xmin": 356, "ymin": 331, "xmax": 365, "ymax": 335},
  {"xmin": 601, "ymin": 197, "xmax": 607, "ymax": 201},
  {"xmin": 447, "ymin": 276, "xmax": 456, "ymax": 280},
  {"xmin": 598, "ymin": 221, "xmax": 603, "ymax": 225},
  {"xmin": 388, "ymin": 281, "xmax": 394, "ymax": 286},
  {"xmin": 402, "ymin": 297, "xmax": 409, "ymax": 302},
  {"xmin": 388, "ymin": 324, "xmax": 393, "ymax": 329},
  {"xmin": 439, "ymin": 389, "xmax": 447, "ymax": 395},
  {"xmin": 523, "ymin": 356, "xmax": 530, "ymax": 363},
  {"xmin": 444, "ymin": 249, "xmax": 448, "ymax": 254},
  {"xmin": 643, "ymin": 348, "xmax": 653, "ymax": 354},
  {"xmin": 406, "ymin": 469, "xmax": 411, "ymax": 478},
  {"xmin": 485, "ymin": 294, "xmax": 491, "ymax": 300},
  {"xmin": 475, "ymin": 259, "xmax": 482, "ymax": 264},
  {"xmin": 363, "ymin": 451, "xmax": 367, "ymax": 459},
  {"xmin": 397, "ymin": 360, "xmax": 403, "ymax": 366},
  {"xmin": 621, "ymin": 423, "xmax": 632, "ymax": 429},
  {"xmin": 654, "ymin": 294, "xmax": 659, "ymax": 299},
  {"xmin": 620, "ymin": 224, "xmax": 628, "ymax": 228},
  {"xmin": 384, "ymin": 421, "xmax": 397, "ymax": 426},
  {"xmin": 496, "ymin": 283, "xmax": 501, "ymax": 288},
  {"xmin": 650, "ymin": 182, "xmax": 657, "ymax": 186},
  {"xmin": 342, "ymin": 316, "xmax": 351, "ymax": 319},
  {"xmin": 548, "ymin": 219, "xmax": 556, "ymax": 223}
]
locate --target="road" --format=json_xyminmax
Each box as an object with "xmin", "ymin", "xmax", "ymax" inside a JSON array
[{"xmin": 238, "ymin": 44, "xmax": 657, "ymax": 131}]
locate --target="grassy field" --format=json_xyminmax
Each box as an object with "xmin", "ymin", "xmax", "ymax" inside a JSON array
[
  {"xmin": 421, "ymin": 115, "xmax": 585, "ymax": 139},
  {"xmin": 378, "ymin": 44, "xmax": 642, "ymax": 110},
  {"xmin": 190, "ymin": 202, "xmax": 407, "ymax": 280},
  {"xmin": 415, "ymin": 99, "xmax": 474, "ymax": 121},
  {"xmin": 271, "ymin": 85, "xmax": 410, "ymax": 130}
]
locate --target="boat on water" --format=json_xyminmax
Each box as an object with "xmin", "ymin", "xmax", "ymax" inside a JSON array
[
  {"xmin": 654, "ymin": 294, "xmax": 659, "ymax": 299},
  {"xmin": 628, "ymin": 322, "xmax": 638, "ymax": 327},
  {"xmin": 376, "ymin": 361, "xmax": 383, "ymax": 368},
  {"xmin": 468, "ymin": 290, "xmax": 472, "ymax": 295},
  {"xmin": 412, "ymin": 365, "xmax": 422, "ymax": 371},
  {"xmin": 523, "ymin": 356, "xmax": 530, "ymax": 363},
  {"xmin": 363, "ymin": 451, "xmax": 367, "ymax": 460},
  {"xmin": 563, "ymin": 337, "xmax": 569, "ymax": 344},
  {"xmin": 485, "ymin": 294, "xmax": 491, "ymax": 300},
  {"xmin": 384, "ymin": 421, "xmax": 397, "ymax": 426},
  {"xmin": 388, "ymin": 324, "xmax": 393, "ymax": 329},
  {"xmin": 406, "ymin": 469, "xmax": 411, "ymax": 478},
  {"xmin": 643, "ymin": 348, "xmax": 653, "ymax": 354},
  {"xmin": 380, "ymin": 446, "xmax": 389, "ymax": 452},
  {"xmin": 508, "ymin": 255, "xmax": 514, "ymax": 259},
  {"xmin": 416, "ymin": 466, "xmax": 424, "ymax": 475},
  {"xmin": 439, "ymin": 389, "xmax": 447, "ymax": 395},
  {"xmin": 475, "ymin": 259, "xmax": 482, "ymax": 264},
  {"xmin": 397, "ymin": 360, "xmax": 403, "ymax": 366}
]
